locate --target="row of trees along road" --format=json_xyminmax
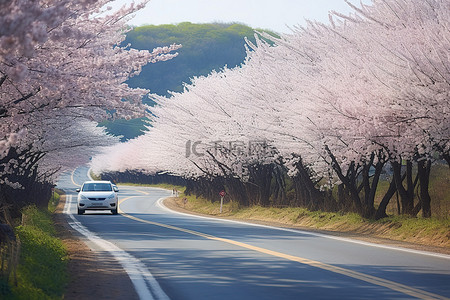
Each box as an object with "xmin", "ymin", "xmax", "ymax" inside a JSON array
[
  {"xmin": 93, "ymin": 0, "xmax": 450, "ymax": 219},
  {"xmin": 0, "ymin": 0, "xmax": 180, "ymax": 219}
]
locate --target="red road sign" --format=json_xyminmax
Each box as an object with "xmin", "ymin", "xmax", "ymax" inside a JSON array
[{"xmin": 219, "ymin": 190, "xmax": 226, "ymax": 197}]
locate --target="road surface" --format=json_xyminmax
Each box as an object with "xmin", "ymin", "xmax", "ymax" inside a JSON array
[{"xmin": 57, "ymin": 166, "xmax": 450, "ymax": 300}]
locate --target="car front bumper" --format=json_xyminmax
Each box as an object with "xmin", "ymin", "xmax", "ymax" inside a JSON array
[{"xmin": 78, "ymin": 200, "xmax": 117, "ymax": 210}]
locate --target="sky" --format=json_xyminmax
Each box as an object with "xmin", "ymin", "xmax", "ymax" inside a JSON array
[{"xmin": 113, "ymin": 0, "xmax": 373, "ymax": 34}]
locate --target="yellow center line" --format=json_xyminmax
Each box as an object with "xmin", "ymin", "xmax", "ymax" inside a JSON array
[
  {"xmin": 116, "ymin": 185, "xmax": 150, "ymax": 195},
  {"xmin": 134, "ymin": 190, "xmax": 150, "ymax": 195},
  {"xmin": 118, "ymin": 194, "xmax": 447, "ymax": 300},
  {"xmin": 71, "ymin": 169, "xmax": 82, "ymax": 187}
]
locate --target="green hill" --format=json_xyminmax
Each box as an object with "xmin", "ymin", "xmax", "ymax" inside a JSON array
[
  {"xmin": 126, "ymin": 22, "xmax": 260, "ymax": 97},
  {"xmin": 101, "ymin": 22, "xmax": 277, "ymax": 141}
]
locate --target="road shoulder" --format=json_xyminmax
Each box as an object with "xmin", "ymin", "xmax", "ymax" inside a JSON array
[{"xmin": 54, "ymin": 195, "xmax": 139, "ymax": 300}]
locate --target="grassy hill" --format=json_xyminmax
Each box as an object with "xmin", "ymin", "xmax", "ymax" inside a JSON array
[{"xmin": 101, "ymin": 22, "xmax": 276, "ymax": 140}]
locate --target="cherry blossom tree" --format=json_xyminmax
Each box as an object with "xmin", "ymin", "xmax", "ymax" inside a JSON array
[
  {"xmin": 0, "ymin": 0, "xmax": 180, "ymax": 215},
  {"xmin": 321, "ymin": 0, "xmax": 450, "ymax": 217},
  {"xmin": 247, "ymin": 0, "xmax": 450, "ymax": 216}
]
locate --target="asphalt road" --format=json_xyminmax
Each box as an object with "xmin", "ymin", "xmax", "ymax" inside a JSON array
[{"xmin": 57, "ymin": 166, "xmax": 450, "ymax": 300}]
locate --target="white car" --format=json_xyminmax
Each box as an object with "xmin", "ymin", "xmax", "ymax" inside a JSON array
[{"xmin": 76, "ymin": 181, "xmax": 119, "ymax": 215}]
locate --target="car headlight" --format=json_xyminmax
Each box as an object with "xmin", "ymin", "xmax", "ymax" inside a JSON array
[
  {"xmin": 79, "ymin": 194, "xmax": 88, "ymax": 200},
  {"xmin": 107, "ymin": 194, "xmax": 116, "ymax": 200}
]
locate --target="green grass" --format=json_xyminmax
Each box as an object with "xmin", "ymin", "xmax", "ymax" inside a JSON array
[
  {"xmin": 47, "ymin": 190, "xmax": 61, "ymax": 213},
  {"xmin": 2, "ymin": 204, "xmax": 68, "ymax": 300},
  {"xmin": 182, "ymin": 193, "xmax": 236, "ymax": 215},
  {"xmin": 375, "ymin": 215, "xmax": 450, "ymax": 243}
]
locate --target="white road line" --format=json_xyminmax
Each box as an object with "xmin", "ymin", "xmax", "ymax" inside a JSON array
[
  {"xmin": 64, "ymin": 194, "xmax": 170, "ymax": 300},
  {"xmin": 156, "ymin": 196, "xmax": 450, "ymax": 260}
]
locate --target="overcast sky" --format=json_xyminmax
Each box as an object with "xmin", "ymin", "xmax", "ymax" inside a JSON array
[{"xmin": 113, "ymin": 0, "xmax": 373, "ymax": 33}]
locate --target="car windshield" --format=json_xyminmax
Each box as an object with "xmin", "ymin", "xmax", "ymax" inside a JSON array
[{"xmin": 82, "ymin": 183, "xmax": 112, "ymax": 192}]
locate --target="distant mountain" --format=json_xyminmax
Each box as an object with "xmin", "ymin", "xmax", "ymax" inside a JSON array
[{"xmin": 101, "ymin": 22, "xmax": 277, "ymax": 141}]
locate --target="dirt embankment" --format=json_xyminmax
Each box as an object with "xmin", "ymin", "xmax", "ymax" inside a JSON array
[{"xmin": 164, "ymin": 197, "xmax": 450, "ymax": 255}]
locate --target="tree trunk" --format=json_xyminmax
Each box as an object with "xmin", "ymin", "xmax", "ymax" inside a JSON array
[
  {"xmin": 418, "ymin": 159, "xmax": 432, "ymax": 218},
  {"xmin": 325, "ymin": 146, "xmax": 362, "ymax": 214},
  {"xmin": 272, "ymin": 166, "xmax": 287, "ymax": 206},
  {"xmin": 225, "ymin": 177, "xmax": 248, "ymax": 207},
  {"xmin": 337, "ymin": 184, "xmax": 353, "ymax": 212},
  {"xmin": 375, "ymin": 178, "xmax": 397, "ymax": 220},
  {"xmin": 361, "ymin": 158, "xmax": 384, "ymax": 218},
  {"xmin": 293, "ymin": 159, "xmax": 325, "ymax": 210},
  {"xmin": 442, "ymin": 152, "xmax": 450, "ymax": 167},
  {"xmin": 392, "ymin": 160, "xmax": 415, "ymax": 216}
]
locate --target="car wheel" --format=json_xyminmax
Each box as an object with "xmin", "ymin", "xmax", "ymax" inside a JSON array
[
  {"xmin": 111, "ymin": 208, "xmax": 118, "ymax": 215},
  {"xmin": 77, "ymin": 208, "xmax": 85, "ymax": 215}
]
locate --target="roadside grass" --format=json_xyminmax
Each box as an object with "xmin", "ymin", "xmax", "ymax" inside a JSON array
[
  {"xmin": 2, "ymin": 192, "xmax": 68, "ymax": 300},
  {"xmin": 138, "ymin": 183, "xmax": 449, "ymax": 248},
  {"xmin": 89, "ymin": 171, "xmax": 101, "ymax": 181},
  {"xmin": 375, "ymin": 215, "xmax": 450, "ymax": 246},
  {"xmin": 48, "ymin": 189, "xmax": 61, "ymax": 213}
]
